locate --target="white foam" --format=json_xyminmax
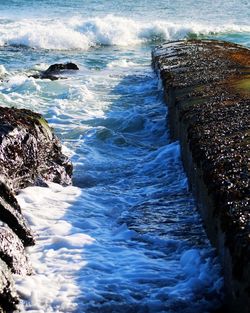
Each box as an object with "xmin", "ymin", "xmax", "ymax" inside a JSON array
[
  {"xmin": 0, "ymin": 65, "xmax": 8, "ymax": 75},
  {"xmin": 107, "ymin": 59, "xmax": 137, "ymax": 68},
  {"xmin": 166, "ymin": 249, "xmax": 224, "ymax": 298},
  {"xmin": 1, "ymin": 15, "xmax": 249, "ymax": 50},
  {"xmin": 14, "ymin": 182, "xmax": 223, "ymax": 312},
  {"xmin": 2, "ymin": 75, "xmax": 41, "ymax": 92},
  {"xmin": 8, "ymin": 75, "xmax": 29, "ymax": 87},
  {"xmin": 32, "ymin": 63, "xmax": 50, "ymax": 71},
  {"xmin": 61, "ymin": 144, "xmax": 75, "ymax": 159},
  {"xmin": 111, "ymin": 223, "xmax": 137, "ymax": 241},
  {"xmin": 15, "ymin": 183, "xmax": 95, "ymax": 312}
]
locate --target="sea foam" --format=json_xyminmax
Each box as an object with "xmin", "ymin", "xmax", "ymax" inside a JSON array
[
  {"xmin": 15, "ymin": 183, "xmax": 94, "ymax": 312},
  {"xmin": 0, "ymin": 65, "xmax": 8, "ymax": 75}
]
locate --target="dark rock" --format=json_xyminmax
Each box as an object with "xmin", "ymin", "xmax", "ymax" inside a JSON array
[
  {"xmin": 0, "ymin": 226, "xmax": 32, "ymax": 275},
  {"xmin": 31, "ymin": 73, "xmax": 59, "ymax": 81},
  {"xmin": 152, "ymin": 40, "xmax": 250, "ymax": 313},
  {"xmin": 0, "ymin": 106, "xmax": 72, "ymax": 190},
  {"xmin": 0, "ymin": 104, "xmax": 73, "ymax": 311},
  {"xmin": 31, "ymin": 62, "xmax": 79, "ymax": 80},
  {"xmin": 0, "ymin": 181, "xmax": 34, "ymax": 246},
  {"xmin": 45, "ymin": 62, "xmax": 79, "ymax": 73},
  {"xmin": 0, "ymin": 259, "xmax": 19, "ymax": 312}
]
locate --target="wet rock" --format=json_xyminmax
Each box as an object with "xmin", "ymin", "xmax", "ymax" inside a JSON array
[
  {"xmin": 45, "ymin": 62, "xmax": 79, "ymax": 73},
  {"xmin": 0, "ymin": 226, "xmax": 32, "ymax": 275},
  {"xmin": 0, "ymin": 106, "xmax": 72, "ymax": 190},
  {"xmin": 0, "ymin": 105, "xmax": 73, "ymax": 311},
  {"xmin": 152, "ymin": 40, "xmax": 250, "ymax": 313},
  {"xmin": 31, "ymin": 62, "xmax": 79, "ymax": 80},
  {"xmin": 0, "ymin": 259, "xmax": 19, "ymax": 313},
  {"xmin": 0, "ymin": 181, "xmax": 34, "ymax": 246}
]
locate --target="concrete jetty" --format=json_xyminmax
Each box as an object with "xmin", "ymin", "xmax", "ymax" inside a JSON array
[{"xmin": 152, "ymin": 39, "xmax": 250, "ymax": 313}]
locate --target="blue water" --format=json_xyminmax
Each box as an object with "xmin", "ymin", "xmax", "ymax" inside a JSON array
[{"xmin": 1, "ymin": 1, "xmax": 249, "ymax": 312}]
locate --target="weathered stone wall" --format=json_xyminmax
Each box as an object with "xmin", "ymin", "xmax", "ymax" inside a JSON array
[
  {"xmin": 152, "ymin": 40, "xmax": 249, "ymax": 313},
  {"xmin": 0, "ymin": 106, "xmax": 72, "ymax": 312}
]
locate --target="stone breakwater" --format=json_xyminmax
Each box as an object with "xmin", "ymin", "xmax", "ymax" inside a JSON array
[
  {"xmin": 0, "ymin": 106, "xmax": 72, "ymax": 312},
  {"xmin": 152, "ymin": 40, "xmax": 249, "ymax": 312}
]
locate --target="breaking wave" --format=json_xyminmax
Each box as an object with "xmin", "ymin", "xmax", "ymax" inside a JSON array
[{"xmin": 0, "ymin": 15, "xmax": 249, "ymax": 50}]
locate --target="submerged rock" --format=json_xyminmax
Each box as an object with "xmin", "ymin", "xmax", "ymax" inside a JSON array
[
  {"xmin": 0, "ymin": 105, "xmax": 73, "ymax": 311},
  {"xmin": 31, "ymin": 62, "xmax": 79, "ymax": 80},
  {"xmin": 152, "ymin": 40, "xmax": 250, "ymax": 313},
  {"xmin": 45, "ymin": 62, "xmax": 79, "ymax": 73}
]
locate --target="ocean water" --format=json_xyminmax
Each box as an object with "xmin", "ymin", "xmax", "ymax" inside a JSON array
[{"xmin": 0, "ymin": 1, "xmax": 249, "ymax": 312}]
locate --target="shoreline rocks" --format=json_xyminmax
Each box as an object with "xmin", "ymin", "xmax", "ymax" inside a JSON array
[
  {"xmin": 0, "ymin": 105, "xmax": 73, "ymax": 311},
  {"xmin": 0, "ymin": 107, "xmax": 72, "ymax": 190},
  {"xmin": 152, "ymin": 39, "xmax": 250, "ymax": 313}
]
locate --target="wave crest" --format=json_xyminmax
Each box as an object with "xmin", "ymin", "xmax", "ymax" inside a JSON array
[{"xmin": 0, "ymin": 15, "xmax": 249, "ymax": 50}]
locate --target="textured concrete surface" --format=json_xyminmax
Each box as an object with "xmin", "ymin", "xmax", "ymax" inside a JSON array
[{"xmin": 152, "ymin": 39, "xmax": 250, "ymax": 313}]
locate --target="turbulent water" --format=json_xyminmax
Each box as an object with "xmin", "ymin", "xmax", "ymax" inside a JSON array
[{"xmin": 0, "ymin": 1, "xmax": 249, "ymax": 312}]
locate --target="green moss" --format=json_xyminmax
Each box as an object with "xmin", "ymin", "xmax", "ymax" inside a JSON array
[
  {"xmin": 236, "ymin": 77, "xmax": 250, "ymax": 93},
  {"xmin": 187, "ymin": 98, "xmax": 205, "ymax": 106},
  {"xmin": 194, "ymin": 85, "xmax": 205, "ymax": 92},
  {"xmin": 38, "ymin": 117, "xmax": 53, "ymax": 140},
  {"xmin": 178, "ymin": 97, "xmax": 206, "ymax": 111},
  {"xmin": 175, "ymin": 86, "xmax": 193, "ymax": 97}
]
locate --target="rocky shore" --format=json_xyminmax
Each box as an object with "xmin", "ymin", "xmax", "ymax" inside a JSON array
[
  {"xmin": 0, "ymin": 106, "xmax": 72, "ymax": 312},
  {"xmin": 152, "ymin": 39, "xmax": 250, "ymax": 312}
]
